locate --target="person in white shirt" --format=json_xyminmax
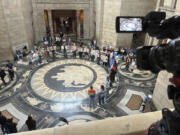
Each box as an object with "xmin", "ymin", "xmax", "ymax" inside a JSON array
[
  {"xmin": 68, "ymin": 38, "xmax": 72, "ymax": 51},
  {"xmin": 72, "ymin": 43, "xmax": 77, "ymax": 58},
  {"xmin": 83, "ymin": 46, "xmax": 89, "ymax": 59},
  {"xmin": 115, "ymin": 55, "xmax": 119, "ymax": 64},
  {"xmin": 103, "ymin": 54, "xmax": 108, "ymax": 66},
  {"xmin": 56, "ymin": 36, "xmax": 60, "ymax": 42},
  {"xmin": 130, "ymin": 59, "xmax": 136, "ymax": 72},
  {"xmin": 27, "ymin": 52, "xmax": 33, "ymax": 68},
  {"xmin": 90, "ymin": 48, "xmax": 95, "ymax": 62},
  {"xmin": 33, "ymin": 51, "xmax": 39, "ymax": 66},
  {"xmin": 78, "ymin": 45, "xmax": 83, "ymax": 59}
]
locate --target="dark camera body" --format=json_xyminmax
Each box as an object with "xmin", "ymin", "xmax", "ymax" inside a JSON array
[
  {"xmin": 116, "ymin": 11, "xmax": 180, "ymax": 135},
  {"xmin": 116, "ymin": 11, "xmax": 180, "ymax": 75},
  {"xmin": 136, "ymin": 39, "xmax": 180, "ymax": 74}
]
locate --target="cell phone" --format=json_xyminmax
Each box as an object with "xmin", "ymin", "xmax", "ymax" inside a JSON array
[{"xmin": 116, "ymin": 16, "xmax": 145, "ymax": 33}]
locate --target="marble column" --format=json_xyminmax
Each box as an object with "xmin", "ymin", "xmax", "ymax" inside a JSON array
[
  {"xmin": 54, "ymin": 20, "xmax": 57, "ymax": 34},
  {"xmin": 76, "ymin": 10, "xmax": 81, "ymax": 38},
  {"xmin": 47, "ymin": 10, "xmax": 54, "ymax": 37},
  {"xmin": 72, "ymin": 19, "xmax": 75, "ymax": 33}
]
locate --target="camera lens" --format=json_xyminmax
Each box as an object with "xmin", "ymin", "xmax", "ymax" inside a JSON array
[{"xmin": 174, "ymin": 91, "xmax": 180, "ymax": 114}]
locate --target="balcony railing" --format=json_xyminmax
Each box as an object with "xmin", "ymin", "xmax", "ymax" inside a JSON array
[{"xmin": 12, "ymin": 110, "xmax": 163, "ymax": 135}]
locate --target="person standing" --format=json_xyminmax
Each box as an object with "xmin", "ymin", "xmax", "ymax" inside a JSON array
[
  {"xmin": 0, "ymin": 68, "xmax": 6, "ymax": 86},
  {"xmin": 6, "ymin": 61, "xmax": 14, "ymax": 81},
  {"xmin": 38, "ymin": 49, "xmax": 42, "ymax": 64},
  {"xmin": 78, "ymin": 45, "xmax": 83, "ymax": 59},
  {"xmin": 88, "ymin": 86, "xmax": 96, "ymax": 109},
  {"xmin": 60, "ymin": 31, "xmax": 64, "ymax": 39},
  {"xmin": 33, "ymin": 51, "xmax": 39, "ymax": 66},
  {"xmin": 126, "ymin": 55, "xmax": 131, "ymax": 71},
  {"xmin": 110, "ymin": 56, "xmax": 115, "ymax": 68},
  {"xmin": 96, "ymin": 50, "xmax": 101, "ymax": 65},
  {"xmin": 49, "ymin": 37, "xmax": 53, "ymax": 46},
  {"xmin": 27, "ymin": 52, "xmax": 33, "ymax": 69},
  {"xmin": 130, "ymin": 59, "xmax": 136, "ymax": 72},
  {"xmin": 25, "ymin": 115, "xmax": 36, "ymax": 131},
  {"xmin": 63, "ymin": 44, "xmax": 68, "ymax": 58},
  {"xmin": 110, "ymin": 62, "xmax": 117, "ymax": 83},
  {"xmin": 5, "ymin": 118, "xmax": 17, "ymax": 134},
  {"xmin": 72, "ymin": 43, "xmax": 77, "ymax": 58},
  {"xmin": 59, "ymin": 37, "xmax": 63, "ymax": 52},
  {"xmin": 98, "ymin": 85, "xmax": 105, "ymax": 105},
  {"xmin": 105, "ymin": 76, "xmax": 111, "ymax": 89},
  {"xmin": 90, "ymin": 48, "xmax": 95, "ymax": 62},
  {"xmin": 65, "ymin": 20, "xmax": 70, "ymax": 34},
  {"xmin": 83, "ymin": 46, "xmax": 88, "ymax": 59},
  {"xmin": 0, "ymin": 111, "xmax": 7, "ymax": 134},
  {"xmin": 51, "ymin": 46, "xmax": 56, "ymax": 61},
  {"xmin": 68, "ymin": 38, "xmax": 72, "ymax": 51},
  {"xmin": 104, "ymin": 54, "xmax": 108, "ymax": 67}
]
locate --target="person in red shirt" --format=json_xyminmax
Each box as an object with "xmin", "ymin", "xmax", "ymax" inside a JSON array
[{"xmin": 88, "ymin": 86, "xmax": 96, "ymax": 109}]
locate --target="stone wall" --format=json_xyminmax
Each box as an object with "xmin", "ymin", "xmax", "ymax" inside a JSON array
[
  {"xmin": 97, "ymin": 0, "xmax": 157, "ymax": 48},
  {"xmin": 175, "ymin": 0, "xmax": 180, "ymax": 14},
  {"xmin": 32, "ymin": 0, "xmax": 94, "ymax": 42},
  {"xmin": 116, "ymin": 0, "xmax": 157, "ymax": 48},
  {"xmin": 0, "ymin": 0, "xmax": 34, "ymax": 61},
  {"xmin": 21, "ymin": 0, "xmax": 34, "ymax": 49},
  {"xmin": 100, "ymin": 0, "xmax": 122, "ymax": 48},
  {"xmin": 0, "ymin": 0, "xmax": 12, "ymax": 61}
]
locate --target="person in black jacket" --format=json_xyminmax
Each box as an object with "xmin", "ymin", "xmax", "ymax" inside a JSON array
[
  {"xmin": 110, "ymin": 62, "xmax": 117, "ymax": 83},
  {"xmin": 5, "ymin": 118, "xmax": 17, "ymax": 134},
  {"xmin": 0, "ymin": 111, "xmax": 7, "ymax": 134},
  {"xmin": 25, "ymin": 115, "xmax": 36, "ymax": 131},
  {"xmin": 6, "ymin": 61, "xmax": 14, "ymax": 81},
  {"xmin": 0, "ymin": 67, "xmax": 6, "ymax": 86}
]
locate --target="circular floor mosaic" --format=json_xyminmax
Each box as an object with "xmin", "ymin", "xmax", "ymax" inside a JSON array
[{"xmin": 30, "ymin": 59, "xmax": 108, "ymax": 102}]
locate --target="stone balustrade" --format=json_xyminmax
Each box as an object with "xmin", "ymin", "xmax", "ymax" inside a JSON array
[{"xmin": 12, "ymin": 111, "xmax": 163, "ymax": 135}]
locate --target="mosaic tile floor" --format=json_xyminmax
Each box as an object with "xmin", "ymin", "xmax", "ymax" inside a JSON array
[
  {"xmin": 30, "ymin": 59, "xmax": 107, "ymax": 102},
  {"xmin": 0, "ymin": 54, "xmax": 157, "ymax": 133}
]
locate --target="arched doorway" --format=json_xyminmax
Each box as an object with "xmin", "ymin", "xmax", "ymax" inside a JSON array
[{"xmin": 44, "ymin": 10, "xmax": 84, "ymax": 39}]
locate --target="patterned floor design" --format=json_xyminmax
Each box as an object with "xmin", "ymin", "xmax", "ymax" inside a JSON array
[
  {"xmin": 0, "ymin": 53, "xmax": 157, "ymax": 133},
  {"xmin": 30, "ymin": 59, "xmax": 107, "ymax": 102}
]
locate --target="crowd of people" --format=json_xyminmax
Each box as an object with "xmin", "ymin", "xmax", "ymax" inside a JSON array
[
  {"xmin": 0, "ymin": 32, "xmax": 138, "ymax": 131},
  {"xmin": 0, "ymin": 112, "xmax": 36, "ymax": 134},
  {"xmin": 87, "ymin": 60, "xmax": 117, "ymax": 109},
  {"xmin": 7, "ymin": 32, "xmax": 136, "ymax": 109},
  {"xmin": 13, "ymin": 32, "xmax": 136, "ymax": 71}
]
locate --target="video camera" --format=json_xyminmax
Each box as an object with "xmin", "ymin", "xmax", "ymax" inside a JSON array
[{"xmin": 116, "ymin": 11, "xmax": 180, "ymax": 135}]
